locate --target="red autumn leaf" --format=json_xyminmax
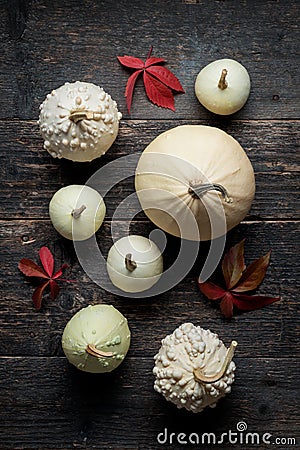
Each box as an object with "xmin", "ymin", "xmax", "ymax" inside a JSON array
[
  {"xmin": 146, "ymin": 65, "xmax": 185, "ymax": 92},
  {"xmin": 52, "ymin": 263, "xmax": 68, "ymax": 280},
  {"xmin": 220, "ymin": 292, "xmax": 235, "ymax": 319},
  {"xmin": 18, "ymin": 247, "xmax": 70, "ymax": 310},
  {"xmin": 143, "ymin": 71, "xmax": 175, "ymax": 111},
  {"xmin": 222, "ymin": 239, "xmax": 246, "ymax": 289},
  {"xmin": 117, "ymin": 55, "xmax": 144, "ymax": 69},
  {"xmin": 39, "ymin": 246, "xmax": 54, "ymax": 277},
  {"xmin": 18, "ymin": 259, "xmax": 48, "ymax": 279},
  {"xmin": 198, "ymin": 239, "xmax": 280, "ymax": 319},
  {"xmin": 125, "ymin": 69, "xmax": 143, "ymax": 113},
  {"xmin": 145, "ymin": 57, "xmax": 165, "ymax": 68},
  {"xmin": 117, "ymin": 46, "xmax": 184, "ymax": 112},
  {"xmin": 232, "ymin": 293, "xmax": 280, "ymax": 311},
  {"xmin": 32, "ymin": 281, "xmax": 49, "ymax": 310},
  {"xmin": 232, "ymin": 251, "xmax": 271, "ymax": 293},
  {"xmin": 50, "ymin": 280, "xmax": 60, "ymax": 300},
  {"xmin": 198, "ymin": 281, "xmax": 226, "ymax": 300}
]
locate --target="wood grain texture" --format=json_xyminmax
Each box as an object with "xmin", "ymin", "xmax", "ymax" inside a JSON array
[
  {"xmin": 0, "ymin": 120, "xmax": 299, "ymax": 220},
  {"xmin": 1, "ymin": 0, "xmax": 300, "ymax": 120},
  {"xmin": 1, "ymin": 0, "xmax": 299, "ymax": 448},
  {"xmin": 0, "ymin": 356, "xmax": 299, "ymax": 449},
  {"xmin": 0, "ymin": 220, "xmax": 298, "ymax": 359}
]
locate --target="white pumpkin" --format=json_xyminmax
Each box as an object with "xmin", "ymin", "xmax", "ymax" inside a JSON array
[
  {"xmin": 195, "ymin": 59, "xmax": 251, "ymax": 115},
  {"xmin": 62, "ymin": 304, "xmax": 131, "ymax": 373},
  {"xmin": 153, "ymin": 323, "xmax": 237, "ymax": 413},
  {"xmin": 38, "ymin": 81, "xmax": 122, "ymax": 162},
  {"xmin": 49, "ymin": 184, "xmax": 106, "ymax": 241},
  {"xmin": 106, "ymin": 235, "xmax": 163, "ymax": 293},
  {"xmin": 135, "ymin": 125, "xmax": 255, "ymax": 241}
]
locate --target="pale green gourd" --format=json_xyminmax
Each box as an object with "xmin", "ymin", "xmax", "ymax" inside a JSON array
[
  {"xmin": 62, "ymin": 305, "xmax": 131, "ymax": 373},
  {"xmin": 49, "ymin": 184, "xmax": 106, "ymax": 241}
]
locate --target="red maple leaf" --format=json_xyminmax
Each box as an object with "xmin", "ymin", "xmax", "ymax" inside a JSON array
[
  {"xmin": 18, "ymin": 246, "xmax": 71, "ymax": 310},
  {"xmin": 198, "ymin": 240, "xmax": 280, "ymax": 319},
  {"xmin": 117, "ymin": 46, "xmax": 184, "ymax": 113}
]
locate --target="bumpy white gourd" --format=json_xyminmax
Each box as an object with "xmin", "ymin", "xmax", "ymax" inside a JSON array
[
  {"xmin": 153, "ymin": 323, "xmax": 237, "ymax": 413},
  {"xmin": 62, "ymin": 304, "xmax": 131, "ymax": 373},
  {"xmin": 195, "ymin": 59, "xmax": 251, "ymax": 115},
  {"xmin": 38, "ymin": 81, "xmax": 122, "ymax": 162},
  {"xmin": 135, "ymin": 125, "xmax": 255, "ymax": 241},
  {"xmin": 49, "ymin": 184, "xmax": 106, "ymax": 241},
  {"xmin": 107, "ymin": 235, "xmax": 163, "ymax": 293}
]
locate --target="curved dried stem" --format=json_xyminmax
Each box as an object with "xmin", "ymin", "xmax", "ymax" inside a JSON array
[
  {"xmin": 194, "ymin": 340, "xmax": 237, "ymax": 383},
  {"xmin": 86, "ymin": 344, "xmax": 113, "ymax": 358},
  {"xmin": 188, "ymin": 182, "xmax": 232, "ymax": 204}
]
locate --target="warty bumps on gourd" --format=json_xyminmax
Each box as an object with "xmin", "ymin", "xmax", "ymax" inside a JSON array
[{"xmin": 38, "ymin": 81, "xmax": 122, "ymax": 162}]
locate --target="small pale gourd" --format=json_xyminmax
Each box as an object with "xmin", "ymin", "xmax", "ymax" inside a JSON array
[
  {"xmin": 135, "ymin": 125, "xmax": 255, "ymax": 241},
  {"xmin": 195, "ymin": 58, "xmax": 251, "ymax": 115},
  {"xmin": 62, "ymin": 304, "xmax": 131, "ymax": 373},
  {"xmin": 49, "ymin": 184, "xmax": 106, "ymax": 241},
  {"xmin": 107, "ymin": 235, "xmax": 163, "ymax": 293},
  {"xmin": 153, "ymin": 323, "xmax": 237, "ymax": 413},
  {"xmin": 38, "ymin": 81, "xmax": 122, "ymax": 162}
]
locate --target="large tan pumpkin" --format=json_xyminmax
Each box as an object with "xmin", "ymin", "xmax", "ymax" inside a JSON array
[{"xmin": 135, "ymin": 125, "xmax": 255, "ymax": 241}]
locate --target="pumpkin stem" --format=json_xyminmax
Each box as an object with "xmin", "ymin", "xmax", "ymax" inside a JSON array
[
  {"xmin": 188, "ymin": 182, "xmax": 232, "ymax": 203},
  {"xmin": 86, "ymin": 344, "xmax": 113, "ymax": 358},
  {"xmin": 218, "ymin": 69, "xmax": 228, "ymax": 90},
  {"xmin": 125, "ymin": 253, "xmax": 137, "ymax": 272},
  {"xmin": 69, "ymin": 110, "xmax": 101, "ymax": 123},
  {"xmin": 71, "ymin": 205, "xmax": 86, "ymax": 219},
  {"xmin": 194, "ymin": 340, "xmax": 237, "ymax": 384}
]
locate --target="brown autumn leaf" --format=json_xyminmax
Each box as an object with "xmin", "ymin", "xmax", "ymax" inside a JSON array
[
  {"xmin": 198, "ymin": 240, "xmax": 280, "ymax": 319},
  {"xmin": 232, "ymin": 250, "xmax": 271, "ymax": 292},
  {"xmin": 221, "ymin": 239, "xmax": 246, "ymax": 289}
]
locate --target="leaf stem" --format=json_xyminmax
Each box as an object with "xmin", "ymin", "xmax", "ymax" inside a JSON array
[
  {"xmin": 71, "ymin": 205, "xmax": 86, "ymax": 219},
  {"xmin": 194, "ymin": 340, "xmax": 237, "ymax": 383},
  {"xmin": 147, "ymin": 46, "xmax": 153, "ymax": 60}
]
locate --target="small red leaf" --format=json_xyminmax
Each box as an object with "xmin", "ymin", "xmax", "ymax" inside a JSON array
[
  {"xmin": 146, "ymin": 65, "xmax": 185, "ymax": 92},
  {"xmin": 18, "ymin": 259, "xmax": 48, "ymax": 279},
  {"xmin": 49, "ymin": 280, "xmax": 60, "ymax": 300},
  {"xmin": 32, "ymin": 281, "xmax": 49, "ymax": 310},
  {"xmin": 198, "ymin": 281, "xmax": 226, "ymax": 300},
  {"xmin": 145, "ymin": 57, "xmax": 165, "ymax": 68},
  {"xmin": 125, "ymin": 69, "xmax": 143, "ymax": 113},
  {"xmin": 52, "ymin": 263, "xmax": 68, "ymax": 280},
  {"xmin": 222, "ymin": 239, "xmax": 246, "ymax": 289},
  {"xmin": 39, "ymin": 246, "xmax": 54, "ymax": 277},
  {"xmin": 233, "ymin": 251, "xmax": 271, "ymax": 293},
  {"xmin": 143, "ymin": 72, "xmax": 174, "ymax": 111},
  {"xmin": 117, "ymin": 47, "xmax": 184, "ymax": 112},
  {"xmin": 220, "ymin": 292, "xmax": 234, "ymax": 319},
  {"xmin": 232, "ymin": 293, "xmax": 280, "ymax": 311},
  {"xmin": 117, "ymin": 55, "xmax": 144, "ymax": 69}
]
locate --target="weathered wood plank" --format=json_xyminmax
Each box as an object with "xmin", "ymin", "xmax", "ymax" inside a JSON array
[
  {"xmin": 1, "ymin": 0, "xmax": 299, "ymax": 120},
  {"xmin": 0, "ymin": 120, "xmax": 299, "ymax": 220},
  {"xmin": 0, "ymin": 356, "xmax": 298, "ymax": 449},
  {"xmin": 0, "ymin": 220, "xmax": 298, "ymax": 359}
]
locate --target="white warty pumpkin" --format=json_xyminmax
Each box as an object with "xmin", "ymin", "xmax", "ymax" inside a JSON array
[
  {"xmin": 38, "ymin": 81, "xmax": 122, "ymax": 162},
  {"xmin": 153, "ymin": 323, "xmax": 237, "ymax": 413}
]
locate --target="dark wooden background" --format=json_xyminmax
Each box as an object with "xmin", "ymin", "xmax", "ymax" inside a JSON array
[{"xmin": 1, "ymin": 0, "xmax": 299, "ymax": 449}]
